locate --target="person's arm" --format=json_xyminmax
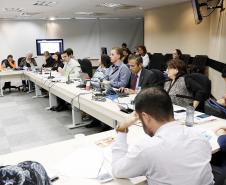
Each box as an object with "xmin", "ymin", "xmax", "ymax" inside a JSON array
[
  {"xmin": 112, "ymin": 132, "xmax": 147, "ymax": 178},
  {"xmin": 110, "ymin": 66, "xmax": 131, "ymax": 88},
  {"xmin": 9, "ymin": 61, "xmax": 16, "ymax": 69}
]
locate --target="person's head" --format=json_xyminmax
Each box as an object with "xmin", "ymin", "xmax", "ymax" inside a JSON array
[
  {"xmin": 7, "ymin": 55, "xmax": 13, "ymax": 62},
  {"xmin": 128, "ymin": 55, "xmax": 143, "ymax": 74},
  {"xmin": 135, "ymin": 87, "xmax": 174, "ymax": 137},
  {"xmin": 110, "ymin": 47, "xmax": 123, "ymax": 64},
  {"xmin": 52, "ymin": 52, "xmax": 62, "ymax": 62},
  {"xmin": 61, "ymin": 50, "xmax": 72, "ymax": 63},
  {"xmin": 65, "ymin": 48, "xmax": 74, "ymax": 57},
  {"xmin": 122, "ymin": 48, "xmax": 130, "ymax": 57},
  {"xmin": 100, "ymin": 54, "xmax": 111, "ymax": 68},
  {"xmin": 222, "ymin": 67, "xmax": 226, "ymax": 82},
  {"xmin": 137, "ymin": 45, "xmax": 147, "ymax": 56},
  {"xmin": 26, "ymin": 52, "xmax": 33, "ymax": 59},
  {"xmin": 43, "ymin": 51, "xmax": 50, "ymax": 59},
  {"xmin": 122, "ymin": 43, "xmax": 127, "ymax": 49},
  {"xmin": 166, "ymin": 59, "xmax": 186, "ymax": 80},
  {"xmin": 173, "ymin": 49, "xmax": 182, "ymax": 59}
]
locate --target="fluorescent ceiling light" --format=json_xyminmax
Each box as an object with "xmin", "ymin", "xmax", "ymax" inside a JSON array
[
  {"xmin": 33, "ymin": 1, "xmax": 57, "ymax": 7},
  {"xmin": 75, "ymin": 12, "xmax": 94, "ymax": 15},
  {"xmin": 99, "ymin": 3, "xmax": 122, "ymax": 8}
]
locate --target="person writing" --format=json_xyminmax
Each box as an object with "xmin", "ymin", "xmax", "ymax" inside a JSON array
[{"xmin": 112, "ymin": 87, "xmax": 214, "ymax": 185}]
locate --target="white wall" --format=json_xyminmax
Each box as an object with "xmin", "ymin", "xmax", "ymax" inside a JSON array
[
  {"xmin": 144, "ymin": 2, "xmax": 226, "ymax": 99},
  {"xmin": 0, "ymin": 19, "xmax": 143, "ymax": 66}
]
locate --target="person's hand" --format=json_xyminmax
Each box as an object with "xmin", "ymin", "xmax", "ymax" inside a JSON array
[
  {"xmin": 119, "ymin": 87, "xmax": 125, "ymax": 93},
  {"xmin": 58, "ymin": 67, "xmax": 63, "ymax": 73},
  {"xmin": 124, "ymin": 88, "xmax": 135, "ymax": 94},
  {"xmin": 217, "ymin": 98, "xmax": 226, "ymax": 106},
  {"xmin": 215, "ymin": 128, "xmax": 226, "ymax": 136},
  {"xmin": 116, "ymin": 111, "xmax": 139, "ymax": 132}
]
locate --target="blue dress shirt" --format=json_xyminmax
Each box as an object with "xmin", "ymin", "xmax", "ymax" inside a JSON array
[{"xmin": 105, "ymin": 62, "xmax": 131, "ymax": 88}]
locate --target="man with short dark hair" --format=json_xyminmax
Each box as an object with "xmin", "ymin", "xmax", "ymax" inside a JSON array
[
  {"xmin": 112, "ymin": 87, "xmax": 214, "ymax": 185},
  {"xmin": 120, "ymin": 55, "xmax": 164, "ymax": 94},
  {"xmin": 58, "ymin": 49, "xmax": 81, "ymax": 78}
]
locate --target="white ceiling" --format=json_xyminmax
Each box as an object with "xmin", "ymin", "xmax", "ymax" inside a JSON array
[{"xmin": 0, "ymin": 0, "xmax": 189, "ymax": 20}]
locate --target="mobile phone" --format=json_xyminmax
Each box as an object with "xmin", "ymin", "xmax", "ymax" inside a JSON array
[
  {"xmin": 196, "ymin": 114, "xmax": 210, "ymax": 119},
  {"xmin": 174, "ymin": 109, "xmax": 186, "ymax": 113}
]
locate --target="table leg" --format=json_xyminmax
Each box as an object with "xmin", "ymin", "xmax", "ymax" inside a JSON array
[
  {"xmin": 67, "ymin": 106, "xmax": 91, "ymax": 129},
  {"xmin": 46, "ymin": 93, "xmax": 58, "ymax": 110}
]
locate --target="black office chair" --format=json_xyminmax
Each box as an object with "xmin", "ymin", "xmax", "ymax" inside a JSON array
[
  {"xmin": 150, "ymin": 69, "xmax": 166, "ymax": 88},
  {"xmin": 190, "ymin": 55, "xmax": 208, "ymax": 74},
  {"xmin": 78, "ymin": 58, "xmax": 93, "ymax": 78},
  {"xmin": 1, "ymin": 59, "xmax": 20, "ymax": 92},
  {"xmin": 164, "ymin": 53, "xmax": 173, "ymax": 63},
  {"xmin": 176, "ymin": 73, "xmax": 211, "ymax": 112},
  {"xmin": 148, "ymin": 53, "xmax": 166, "ymax": 72}
]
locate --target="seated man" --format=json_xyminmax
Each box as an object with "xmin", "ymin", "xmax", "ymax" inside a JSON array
[
  {"xmin": 42, "ymin": 51, "xmax": 55, "ymax": 68},
  {"xmin": 58, "ymin": 49, "xmax": 81, "ymax": 78},
  {"xmin": 120, "ymin": 55, "xmax": 165, "ymax": 94},
  {"xmin": 51, "ymin": 48, "xmax": 81, "ymax": 112},
  {"xmin": 20, "ymin": 52, "xmax": 37, "ymax": 68},
  {"xmin": 104, "ymin": 47, "xmax": 131, "ymax": 88},
  {"xmin": 112, "ymin": 87, "xmax": 214, "ymax": 185}
]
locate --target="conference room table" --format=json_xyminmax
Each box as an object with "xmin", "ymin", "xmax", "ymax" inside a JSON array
[{"xmin": 0, "ymin": 70, "xmax": 226, "ymax": 185}]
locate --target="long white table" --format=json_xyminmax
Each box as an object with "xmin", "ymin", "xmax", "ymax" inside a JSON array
[{"xmin": 0, "ymin": 70, "xmax": 226, "ymax": 185}]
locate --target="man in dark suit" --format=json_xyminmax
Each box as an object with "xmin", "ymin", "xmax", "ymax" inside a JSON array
[{"xmin": 120, "ymin": 55, "xmax": 165, "ymax": 94}]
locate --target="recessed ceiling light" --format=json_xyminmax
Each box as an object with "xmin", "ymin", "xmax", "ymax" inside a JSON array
[
  {"xmin": 33, "ymin": 1, "xmax": 57, "ymax": 7},
  {"xmin": 49, "ymin": 17, "xmax": 56, "ymax": 20}
]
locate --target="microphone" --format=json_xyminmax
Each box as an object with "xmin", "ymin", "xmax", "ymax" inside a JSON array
[
  {"xmin": 66, "ymin": 67, "xmax": 75, "ymax": 84},
  {"xmin": 48, "ymin": 69, "xmax": 55, "ymax": 79}
]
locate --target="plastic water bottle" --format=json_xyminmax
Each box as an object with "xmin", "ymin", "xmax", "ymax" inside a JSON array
[{"xmin": 185, "ymin": 106, "xmax": 194, "ymax": 127}]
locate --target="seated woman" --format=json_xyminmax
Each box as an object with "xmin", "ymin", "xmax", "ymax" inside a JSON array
[
  {"xmin": 42, "ymin": 51, "xmax": 55, "ymax": 68},
  {"xmin": 164, "ymin": 59, "xmax": 192, "ymax": 107},
  {"xmin": 91, "ymin": 54, "xmax": 111, "ymax": 88},
  {"xmin": 51, "ymin": 52, "xmax": 64, "ymax": 71},
  {"xmin": 1, "ymin": 55, "xmax": 18, "ymax": 91},
  {"xmin": 172, "ymin": 49, "xmax": 183, "ymax": 60}
]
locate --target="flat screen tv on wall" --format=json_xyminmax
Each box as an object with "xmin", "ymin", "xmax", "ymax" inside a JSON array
[
  {"xmin": 191, "ymin": 0, "xmax": 203, "ymax": 24},
  {"xmin": 36, "ymin": 39, "xmax": 64, "ymax": 56}
]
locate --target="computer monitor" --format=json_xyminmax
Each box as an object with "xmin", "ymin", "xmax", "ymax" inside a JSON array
[{"xmin": 36, "ymin": 39, "xmax": 64, "ymax": 56}]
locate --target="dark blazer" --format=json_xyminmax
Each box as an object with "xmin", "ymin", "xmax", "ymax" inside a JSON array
[
  {"xmin": 128, "ymin": 68, "xmax": 164, "ymax": 89},
  {"xmin": 52, "ymin": 60, "xmax": 64, "ymax": 71},
  {"xmin": 42, "ymin": 57, "xmax": 55, "ymax": 68}
]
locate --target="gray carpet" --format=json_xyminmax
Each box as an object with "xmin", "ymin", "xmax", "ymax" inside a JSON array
[{"xmin": 0, "ymin": 90, "xmax": 104, "ymax": 155}]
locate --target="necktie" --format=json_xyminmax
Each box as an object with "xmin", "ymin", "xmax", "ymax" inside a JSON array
[{"xmin": 131, "ymin": 74, "xmax": 138, "ymax": 90}]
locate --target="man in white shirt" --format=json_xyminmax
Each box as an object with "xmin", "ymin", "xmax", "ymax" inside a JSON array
[
  {"xmin": 58, "ymin": 49, "xmax": 81, "ymax": 78},
  {"xmin": 137, "ymin": 45, "xmax": 150, "ymax": 68},
  {"xmin": 112, "ymin": 87, "xmax": 214, "ymax": 185}
]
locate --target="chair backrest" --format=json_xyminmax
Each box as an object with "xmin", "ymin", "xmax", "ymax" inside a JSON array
[
  {"xmin": 148, "ymin": 53, "xmax": 166, "ymax": 72},
  {"xmin": 184, "ymin": 73, "xmax": 211, "ymax": 102},
  {"xmin": 17, "ymin": 57, "xmax": 25, "ymax": 67},
  {"xmin": 181, "ymin": 54, "xmax": 191, "ymax": 66},
  {"xmin": 150, "ymin": 69, "xmax": 166, "ymax": 87},
  {"xmin": 164, "ymin": 53, "xmax": 172, "ymax": 63},
  {"xmin": 191, "ymin": 55, "xmax": 208, "ymax": 74},
  {"xmin": 78, "ymin": 58, "xmax": 93, "ymax": 78}
]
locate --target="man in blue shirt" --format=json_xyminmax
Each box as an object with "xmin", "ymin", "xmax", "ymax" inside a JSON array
[{"xmin": 104, "ymin": 47, "xmax": 131, "ymax": 88}]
